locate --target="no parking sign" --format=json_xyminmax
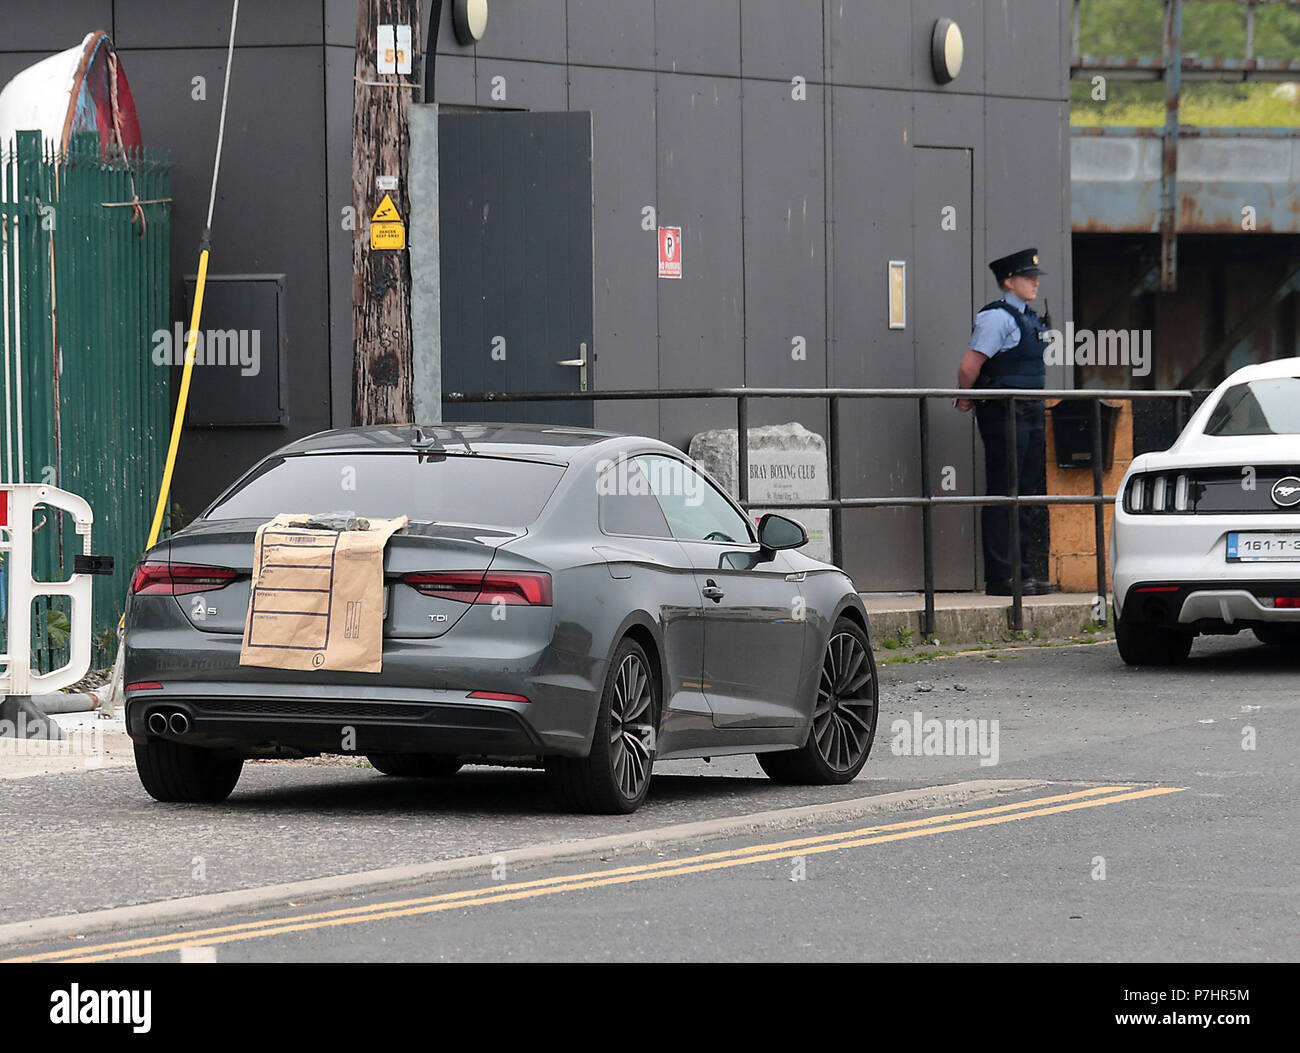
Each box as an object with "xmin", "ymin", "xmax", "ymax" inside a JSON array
[{"xmin": 658, "ymin": 226, "xmax": 682, "ymax": 279}]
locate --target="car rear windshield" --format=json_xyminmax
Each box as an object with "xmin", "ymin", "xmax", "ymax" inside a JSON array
[
  {"xmin": 204, "ymin": 452, "xmax": 565, "ymax": 529},
  {"xmin": 1204, "ymin": 378, "xmax": 1300, "ymax": 437}
]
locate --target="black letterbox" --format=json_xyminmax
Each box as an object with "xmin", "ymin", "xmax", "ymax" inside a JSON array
[{"xmin": 1050, "ymin": 400, "xmax": 1120, "ymax": 471}]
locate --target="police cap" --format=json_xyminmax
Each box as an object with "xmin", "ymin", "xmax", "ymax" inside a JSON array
[{"xmin": 988, "ymin": 248, "xmax": 1046, "ymax": 282}]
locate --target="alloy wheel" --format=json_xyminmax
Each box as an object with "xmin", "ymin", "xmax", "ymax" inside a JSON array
[
  {"xmin": 609, "ymin": 653, "xmax": 654, "ymax": 798},
  {"xmin": 813, "ymin": 631, "xmax": 877, "ymax": 772}
]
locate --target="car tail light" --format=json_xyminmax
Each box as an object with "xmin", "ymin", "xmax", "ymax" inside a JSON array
[
  {"xmin": 1135, "ymin": 585, "xmax": 1180, "ymax": 593},
  {"xmin": 467, "ymin": 690, "xmax": 531, "ymax": 703},
  {"xmin": 126, "ymin": 681, "xmax": 163, "ymax": 692},
  {"xmin": 1275, "ymin": 597, "xmax": 1300, "ymax": 609},
  {"xmin": 1151, "ymin": 475, "xmax": 1168, "ymax": 512},
  {"xmin": 130, "ymin": 562, "xmax": 237, "ymax": 596},
  {"xmin": 1128, "ymin": 476, "xmax": 1146, "ymax": 511},
  {"xmin": 1173, "ymin": 474, "xmax": 1190, "ymax": 512},
  {"xmin": 400, "ymin": 571, "xmax": 488, "ymax": 603},
  {"xmin": 401, "ymin": 570, "xmax": 552, "ymax": 606}
]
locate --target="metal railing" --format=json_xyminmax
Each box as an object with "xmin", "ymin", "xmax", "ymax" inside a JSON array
[{"xmin": 442, "ymin": 386, "xmax": 1196, "ymax": 632}]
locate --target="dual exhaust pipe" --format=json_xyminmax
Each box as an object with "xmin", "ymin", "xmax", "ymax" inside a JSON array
[{"xmin": 147, "ymin": 709, "xmax": 191, "ymax": 737}]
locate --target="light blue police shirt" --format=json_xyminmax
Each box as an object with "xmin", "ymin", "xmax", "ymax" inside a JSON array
[{"xmin": 969, "ymin": 291, "xmax": 1028, "ymax": 358}]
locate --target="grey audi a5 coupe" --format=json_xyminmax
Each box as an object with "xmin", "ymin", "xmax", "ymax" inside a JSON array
[{"xmin": 124, "ymin": 423, "xmax": 879, "ymax": 813}]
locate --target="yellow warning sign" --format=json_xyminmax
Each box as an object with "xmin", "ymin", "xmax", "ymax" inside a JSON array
[
  {"xmin": 371, "ymin": 193, "xmax": 402, "ymax": 223},
  {"xmin": 370, "ymin": 222, "xmax": 405, "ymax": 250},
  {"xmin": 369, "ymin": 194, "xmax": 405, "ymax": 249}
]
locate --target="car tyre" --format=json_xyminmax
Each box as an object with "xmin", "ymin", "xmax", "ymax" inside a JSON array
[
  {"xmin": 758, "ymin": 616, "xmax": 878, "ymax": 785},
  {"xmin": 546, "ymin": 637, "xmax": 658, "ymax": 814},
  {"xmin": 134, "ymin": 740, "xmax": 244, "ymax": 803},
  {"xmin": 1115, "ymin": 614, "xmax": 1193, "ymax": 666},
  {"xmin": 367, "ymin": 753, "xmax": 464, "ymax": 777}
]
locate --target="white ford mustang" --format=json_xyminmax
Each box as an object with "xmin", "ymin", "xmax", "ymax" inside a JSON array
[{"xmin": 1111, "ymin": 356, "xmax": 1300, "ymax": 665}]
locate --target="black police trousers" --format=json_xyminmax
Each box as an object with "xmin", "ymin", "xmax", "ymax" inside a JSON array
[{"xmin": 974, "ymin": 398, "xmax": 1045, "ymax": 586}]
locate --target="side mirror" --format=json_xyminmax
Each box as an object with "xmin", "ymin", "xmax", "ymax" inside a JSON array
[{"xmin": 757, "ymin": 513, "xmax": 808, "ymax": 551}]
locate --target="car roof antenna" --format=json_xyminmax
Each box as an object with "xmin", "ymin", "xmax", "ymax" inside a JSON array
[{"xmin": 411, "ymin": 427, "xmax": 446, "ymax": 462}]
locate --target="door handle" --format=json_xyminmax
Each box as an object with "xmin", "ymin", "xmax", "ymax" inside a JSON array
[
  {"xmin": 702, "ymin": 582, "xmax": 725, "ymax": 603},
  {"xmin": 555, "ymin": 341, "xmax": 589, "ymax": 391}
]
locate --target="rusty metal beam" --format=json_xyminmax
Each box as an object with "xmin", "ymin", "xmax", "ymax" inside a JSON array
[
  {"xmin": 1176, "ymin": 262, "xmax": 1300, "ymax": 389},
  {"xmin": 1073, "ymin": 55, "xmax": 1300, "ymax": 80},
  {"xmin": 1072, "ymin": 124, "xmax": 1300, "ymax": 138}
]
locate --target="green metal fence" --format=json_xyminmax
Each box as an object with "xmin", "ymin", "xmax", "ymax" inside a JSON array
[{"xmin": 1, "ymin": 130, "xmax": 171, "ymax": 672}]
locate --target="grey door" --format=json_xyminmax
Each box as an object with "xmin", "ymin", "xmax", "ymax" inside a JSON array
[
  {"xmin": 912, "ymin": 146, "xmax": 977, "ymax": 589},
  {"xmin": 439, "ymin": 111, "xmax": 594, "ymax": 427}
]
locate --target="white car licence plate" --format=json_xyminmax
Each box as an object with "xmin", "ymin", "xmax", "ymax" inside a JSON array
[{"xmin": 1226, "ymin": 531, "xmax": 1300, "ymax": 562}]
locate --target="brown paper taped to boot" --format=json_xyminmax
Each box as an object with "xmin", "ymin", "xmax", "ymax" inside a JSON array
[{"xmin": 239, "ymin": 513, "xmax": 408, "ymax": 673}]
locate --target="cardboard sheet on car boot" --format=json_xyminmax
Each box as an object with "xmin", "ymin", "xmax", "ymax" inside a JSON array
[{"xmin": 239, "ymin": 513, "xmax": 408, "ymax": 673}]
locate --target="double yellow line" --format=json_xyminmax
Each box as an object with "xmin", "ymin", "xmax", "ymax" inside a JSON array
[{"xmin": 6, "ymin": 784, "xmax": 1182, "ymax": 963}]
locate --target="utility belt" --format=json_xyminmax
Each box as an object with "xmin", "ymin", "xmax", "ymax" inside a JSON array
[{"xmin": 973, "ymin": 373, "xmax": 1045, "ymax": 392}]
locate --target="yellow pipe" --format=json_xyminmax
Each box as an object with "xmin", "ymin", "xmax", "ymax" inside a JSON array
[{"xmin": 145, "ymin": 246, "xmax": 209, "ymax": 549}]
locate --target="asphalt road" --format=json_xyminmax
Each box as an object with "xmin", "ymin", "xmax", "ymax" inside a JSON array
[{"xmin": 2, "ymin": 634, "xmax": 1296, "ymax": 961}]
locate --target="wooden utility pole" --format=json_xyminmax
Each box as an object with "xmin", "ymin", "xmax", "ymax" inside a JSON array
[{"xmin": 352, "ymin": 0, "xmax": 421, "ymax": 425}]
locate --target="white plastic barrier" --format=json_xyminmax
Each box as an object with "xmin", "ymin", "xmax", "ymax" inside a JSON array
[{"xmin": 0, "ymin": 484, "xmax": 98, "ymax": 696}]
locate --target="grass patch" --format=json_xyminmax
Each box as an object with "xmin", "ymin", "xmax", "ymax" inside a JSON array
[{"xmin": 1072, "ymin": 80, "xmax": 1300, "ymax": 128}]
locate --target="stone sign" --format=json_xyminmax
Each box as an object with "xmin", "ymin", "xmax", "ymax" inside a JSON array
[{"xmin": 687, "ymin": 422, "xmax": 833, "ymax": 564}]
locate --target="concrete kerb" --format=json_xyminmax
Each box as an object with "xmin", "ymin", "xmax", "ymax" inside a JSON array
[
  {"xmin": 863, "ymin": 593, "xmax": 1108, "ymax": 649},
  {"xmin": 0, "ymin": 778, "xmax": 1048, "ymax": 950}
]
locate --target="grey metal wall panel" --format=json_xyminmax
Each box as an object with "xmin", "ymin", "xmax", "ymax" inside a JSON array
[
  {"xmin": 984, "ymin": 96, "xmax": 1063, "ymax": 273},
  {"xmin": 326, "ymin": 45, "xmax": 355, "ymax": 429},
  {"xmin": 984, "ymin": 96, "xmax": 1071, "ymax": 392},
  {"xmin": 911, "ymin": 89, "xmax": 987, "ymax": 310},
  {"xmin": 656, "ymin": 73, "xmax": 745, "ymax": 448},
  {"xmin": 122, "ymin": 45, "xmax": 331, "ymax": 514},
  {"xmin": 825, "ymin": 0, "xmax": 912, "ymax": 90},
  {"xmin": 828, "ymin": 86, "xmax": 919, "ymax": 589},
  {"xmin": 470, "ymin": 1, "xmax": 566, "ymax": 64},
  {"xmin": 912, "ymin": 90, "xmax": 983, "ymax": 149},
  {"xmin": 913, "ymin": 146, "xmax": 977, "ymax": 588},
  {"xmin": 433, "ymin": 52, "xmax": 477, "ymax": 106},
  {"xmin": 569, "ymin": 67, "xmax": 658, "ymax": 392},
  {"xmin": 474, "ymin": 58, "xmax": 569, "ymax": 111},
  {"xmin": 114, "ymin": 0, "xmax": 322, "ymax": 48},
  {"xmin": 741, "ymin": 78, "xmax": 826, "ymax": 391},
  {"xmin": 655, "ymin": 74, "xmax": 744, "ymax": 386},
  {"xmin": 741, "ymin": 0, "xmax": 824, "ymax": 83},
  {"xmin": 568, "ymin": 0, "xmax": 656, "ymax": 71},
  {"xmin": 325, "ymin": 0, "xmax": 354, "ymax": 48},
  {"xmin": 655, "ymin": 0, "xmax": 740, "ymax": 77},
  {"xmin": 912, "ymin": 0, "xmax": 984, "ymax": 96},
  {"xmin": 829, "ymin": 87, "xmax": 913, "ymax": 388},
  {"xmin": 570, "ymin": 64, "xmax": 659, "ymax": 439},
  {"xmin": 984, "ymin": 0, "xmax": 1066, "ymax": 101},
  {"xmin": 0, "ymin": 2, "xmax": 113, "ymax": 52}
]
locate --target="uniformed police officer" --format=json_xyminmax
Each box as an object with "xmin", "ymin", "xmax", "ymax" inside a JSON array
[{"xmin": 954, "ymin": 247, "xmax": 1056, "ymax": 596}]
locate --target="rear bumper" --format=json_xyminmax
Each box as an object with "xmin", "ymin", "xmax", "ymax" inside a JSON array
[
  {"xmin": 1116, "ymin": 579, "xmax": 1300, "ymax": 631},
  {"xmin": 1112, "ymin": 509, "xmax": 1300, "ymax": 627},
  {"xmin": 124, "ymin": 682, "xmax": 592, "ymax": 758}
]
